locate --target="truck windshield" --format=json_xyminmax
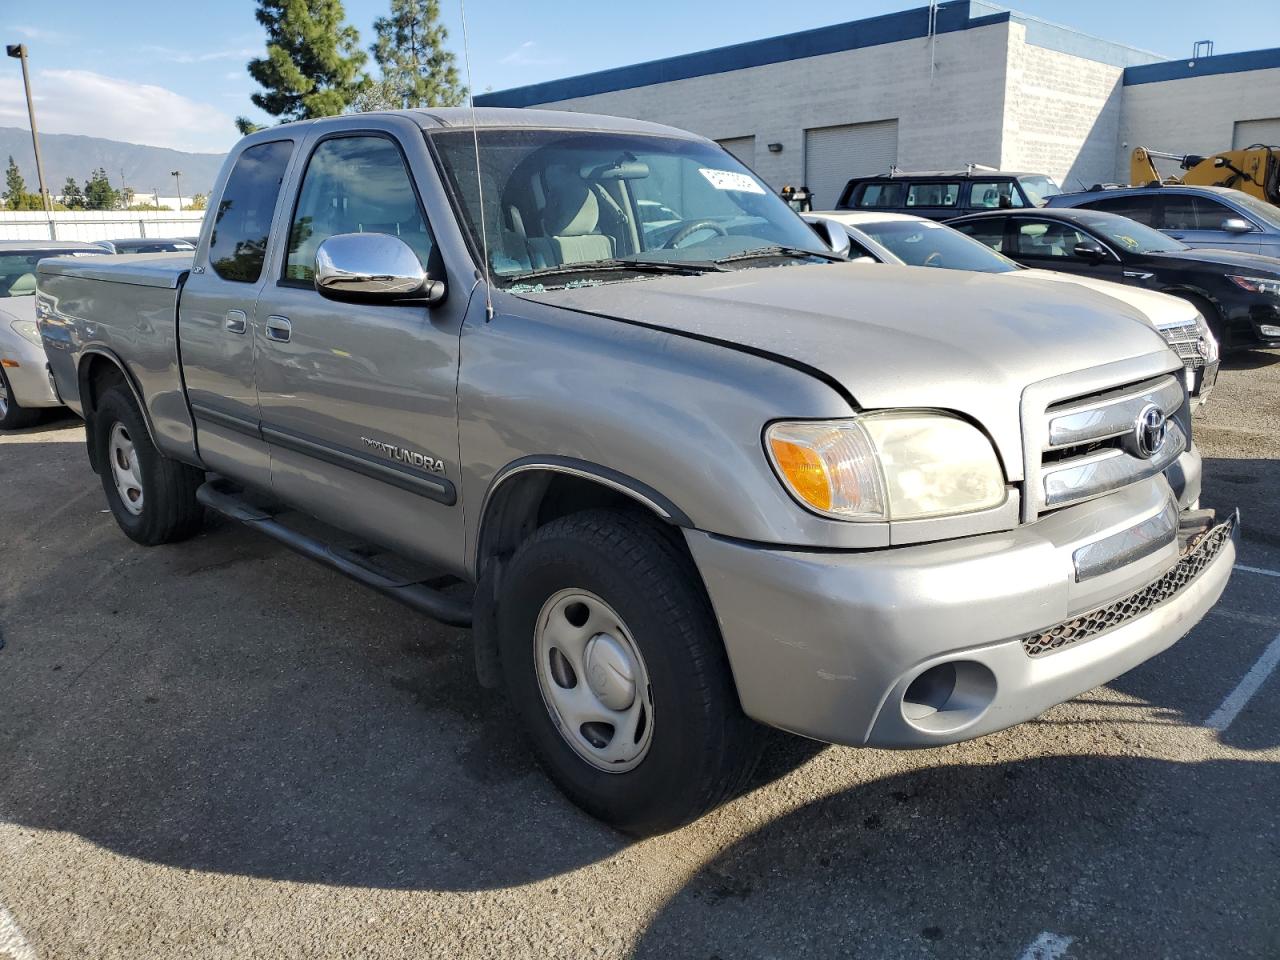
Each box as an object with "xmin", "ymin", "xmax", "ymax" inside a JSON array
[
  {"xmin": 856, "ymin": 219, "xmax": 1019, "ymax": 273},
  {"xmin": 431, "ymin": 129, "xmax": 833, "ymax": 286},
  {"xmin": 1019, "ymin": 175, "xmax": 1061, "ymax": 205}
]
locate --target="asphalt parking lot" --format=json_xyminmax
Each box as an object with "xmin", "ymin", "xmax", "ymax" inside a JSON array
[{"xmin": 1, "ymin": 351, "xmax": 1278, "ymax": 960}]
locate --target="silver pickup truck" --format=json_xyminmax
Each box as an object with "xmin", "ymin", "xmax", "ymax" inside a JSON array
[{"xmin": 36, "ymin": 108, "xmax": 1237, "ymax": 835}]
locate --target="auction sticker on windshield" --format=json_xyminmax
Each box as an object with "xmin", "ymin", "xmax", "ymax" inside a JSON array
[{"xmin": 699, "ymin": 168, "xmax": 766, "ymax": 195}]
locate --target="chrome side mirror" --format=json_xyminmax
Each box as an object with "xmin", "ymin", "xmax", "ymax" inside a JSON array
[
  {"xmin": 315, "ymin": 233, "xmax": 445, "ymax": 304},
  {"xmin": 814, "ymin": 218, "xmax": 852, "ymax": 258},
  {"xmin": 1221, "ymin": 217, "xmax": 1254, "ymax": 234}
]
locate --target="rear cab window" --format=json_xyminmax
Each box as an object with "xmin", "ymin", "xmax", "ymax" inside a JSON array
[{"xmin": 208, "ymin": 140, "xmax": 294, "ymax": 283}]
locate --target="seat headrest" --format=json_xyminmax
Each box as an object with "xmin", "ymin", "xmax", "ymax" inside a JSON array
[{"xmin": 543, "ymin": 164, "xmax": 600, "ymax": 237}]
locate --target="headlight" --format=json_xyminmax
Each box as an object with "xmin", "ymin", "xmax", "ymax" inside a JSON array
[
  {"xmin": 765, "ymin": 412, "xmax": 1006, "ymax": 521},
  {"xmin": 1227, "ymin": 275, "xmax": 1280, "ymax": 297},
  {"xmin": 10, "ymin": 319, "xmax": 42, "ymax": 346},
  {"xmin": 1193, "ymin": 313, "xmax": 1219, "ymax": 363}
]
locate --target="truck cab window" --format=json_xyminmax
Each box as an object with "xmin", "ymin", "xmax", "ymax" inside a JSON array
[
  {"xmin": 208, "ymin": 140, "xmax": 293, "ymax": 283},
  {"xmin": 285, "ymin": 136, "xmax": 435, "ymax": 284}
]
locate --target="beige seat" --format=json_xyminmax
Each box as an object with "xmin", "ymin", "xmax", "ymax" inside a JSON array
[{"xmin": 531, "ymin": 164, "xmax": 615, "ymax": 266}]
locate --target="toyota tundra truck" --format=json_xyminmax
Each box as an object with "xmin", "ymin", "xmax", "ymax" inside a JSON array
[{"xmin": 35, "ymin": 109, "xmax": 1237, "ymax": 835}]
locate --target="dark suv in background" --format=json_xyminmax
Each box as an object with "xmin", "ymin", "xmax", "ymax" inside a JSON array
[
  {"xmin": 1048, "ymin": 185, "xmax": 1280, "ymax": 259},
  {"xmin": 836, "ymin": 169, "xmax": 1061, "ymax": 221}
]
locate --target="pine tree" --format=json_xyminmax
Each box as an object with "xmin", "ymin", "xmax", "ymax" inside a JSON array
[
  {"xmin": 237, "ymin": 0, "xmax": 368, "ymax": 133},
  {"xmin": 4, "ymin": 156, "xmax": 27, "ymax": 205},
  {"xmin": 61, "ymin": 176, "xmax": 85, "ymax": 209},
  {"xmin": 83, "ymin": 168, "xmax": 119, "ymax": 211},
  {"xmin": 368, "ymin": 0, "xmax": 466, "ymax": 109}
]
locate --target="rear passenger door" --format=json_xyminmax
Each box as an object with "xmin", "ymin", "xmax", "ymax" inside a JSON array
[
  {"xmin": 252, "ymin": 126, "xmax": 468, "ymax": 572},
  {"xmin": 180, "ymin": 138, "xmax": 295, "ymax": 490}
]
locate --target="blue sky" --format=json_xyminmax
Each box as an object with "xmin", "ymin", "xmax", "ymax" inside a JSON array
[{"xmin": 1, "ymin": 0, "xmax": 1276, "ymax": 154}]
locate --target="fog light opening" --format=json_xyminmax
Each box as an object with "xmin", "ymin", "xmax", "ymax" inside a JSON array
[{"xmin": 901, "ymin": 660, "xmax": 997, "ymax": 733}]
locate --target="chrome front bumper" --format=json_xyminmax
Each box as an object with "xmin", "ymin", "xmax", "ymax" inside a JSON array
[{"xmin": 687, "ymin": 474, "xmax": 1236, "ymax": 749}]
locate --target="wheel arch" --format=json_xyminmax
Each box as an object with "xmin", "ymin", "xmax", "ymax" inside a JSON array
[
  {"xmin": 77, "ymin": 349, "xmax": 158, "ymax": 472},
  {"xmin": 469, "ymin": 457, "xmax": 694, "ymax": 690}
]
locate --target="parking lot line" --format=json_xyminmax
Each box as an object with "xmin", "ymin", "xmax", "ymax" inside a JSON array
[
  {"xmin": 1206, "ymin": 630, "xmax": 1280, "ymax": 732},
  {"xmin": 1234, "ymin": 564, "xmax": 1280, "ymax": 579},
  {"xmin": 1017, "ymin": 931, "xmax": 1074, "ymax": 960},
  {"xmin": 0, "ymin": 903, "xmax": 37, "ymax": 960}
]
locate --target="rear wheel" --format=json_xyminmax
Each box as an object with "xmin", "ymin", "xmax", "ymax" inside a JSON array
[
  {"xmin": 93, "ymin": 385, "xmax": 205, "ymax": 545},
  {"xmin": 498, "ymin": 508, "xmax": 761, "ymax": 835},
  {"xmin": 0, "ymin": 367, "xmax": 42, "ymax": 430}
]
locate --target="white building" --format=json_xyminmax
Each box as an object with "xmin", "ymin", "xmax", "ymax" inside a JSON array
[{"xmin": 476, "ymin": 0, "xmax": 1280, "ymax": 209}]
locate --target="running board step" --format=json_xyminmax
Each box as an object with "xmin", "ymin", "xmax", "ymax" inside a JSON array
[{"xmin": 196, "ymin": 480, "xmax": 474, "ymax": 627}]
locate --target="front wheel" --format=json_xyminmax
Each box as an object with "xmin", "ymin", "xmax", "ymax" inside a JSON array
[
  {"xmin": 498, "ymin": 509, "xmax": 761, "ymax": 835},
  {"xmin": 93, "ymin": 385, "xmax": 205, "ymax": 545}
]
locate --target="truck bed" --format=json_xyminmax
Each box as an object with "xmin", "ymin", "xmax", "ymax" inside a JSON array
[{"xmin": 38, "ymin": 253, "xmax": 197, "ymax": 459}]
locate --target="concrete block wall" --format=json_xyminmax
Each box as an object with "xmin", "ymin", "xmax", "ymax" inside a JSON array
[
  {"xmin": 1001, "ymin": 24, "xmax": 1124, "ymax": 189},
  {"xmin": 530, "ymin": 22, "xmax": 1014, "ymax": 191},
  {"xmin": 1118, "ymin": 67, "xmax": 1280, "ymax": 178}
]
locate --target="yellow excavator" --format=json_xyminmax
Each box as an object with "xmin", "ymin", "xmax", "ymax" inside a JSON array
[{"xmin": 1131, "ymin": 144, "xmax": 1280, "ymax": 206}]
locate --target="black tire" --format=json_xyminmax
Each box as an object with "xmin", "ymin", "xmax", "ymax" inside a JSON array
[
  {"xmin": 93, "ymin": 385, "xmax": 205, "ymax": 545},
  {"xmin": 497, "ymin": 508, "xmax": 761, "ymax": 835},
  {"xmin": 0, "ymin": 367, "xmax": 42, "ymax": 430}
]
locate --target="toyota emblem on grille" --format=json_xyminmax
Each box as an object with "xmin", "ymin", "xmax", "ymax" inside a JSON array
[{"xmin": 1134, "ymin": 403, "xmax": 1167, "ymax": 458}]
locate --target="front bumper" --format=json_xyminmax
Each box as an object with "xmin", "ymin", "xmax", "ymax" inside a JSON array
[{"xmin": 687, "ymin": 474, "xmax": 1236, "ymax": 748}]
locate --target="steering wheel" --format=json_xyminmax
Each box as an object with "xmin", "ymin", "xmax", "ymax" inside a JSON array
[
  {"xmin": 923, "ymin": 251, "xmax": 943, "ymax": 267},
  {"xmin": 664, "ymin": 219, "xmax": 729, "ymax": 249}
]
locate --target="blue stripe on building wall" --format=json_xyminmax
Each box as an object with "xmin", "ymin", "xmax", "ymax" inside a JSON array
[
  {"xmin": 476, "ymin": 1, "xmax": 1005, "ymax": 108},
  {"xmin": 1123, "ymin": 46, "xmax": 1280, "ymax": 85}
]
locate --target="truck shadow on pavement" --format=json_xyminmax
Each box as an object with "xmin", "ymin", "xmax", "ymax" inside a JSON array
[
  {"xmin": 629, "ymin": 754, "xmax": 1280, "ymax": 960},
  {"xmin": 0, "ymin": 435, "xmax": 1274, "ymax": 919}
]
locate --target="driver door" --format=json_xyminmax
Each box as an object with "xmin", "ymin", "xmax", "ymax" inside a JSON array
[{"xmin": 252, "ymin": 128, "xmax": 467, "ymax": 572}]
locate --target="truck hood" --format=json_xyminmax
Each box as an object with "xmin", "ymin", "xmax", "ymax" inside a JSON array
[
  {"xmin": 1015, "ymin": 269, "xmax": 1197, "ymax": 327},
  {"xmin": 520, "ymin": 262, "xmax": 1174, "ymax": 479}
]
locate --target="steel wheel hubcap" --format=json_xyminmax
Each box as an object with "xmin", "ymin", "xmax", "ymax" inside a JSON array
[
  {"xmin": 109, "ymin": 422, "xmax": 144, "ymax": 515},
  {"xmin": 534, "ymin": 589, "xmax": 654, "ymax": 773},
  {"xmin": 0, "ymin": 375, "xmax": 9, "ymax": 417}
]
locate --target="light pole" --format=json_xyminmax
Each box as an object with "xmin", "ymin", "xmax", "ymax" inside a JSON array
[
  {"xmin": 171, "ymin": 170, "xmax": 182, "ymax": 211},
  {"xmin": 5, "ymin": 43, "xmax": 51, "ymax": 214}
]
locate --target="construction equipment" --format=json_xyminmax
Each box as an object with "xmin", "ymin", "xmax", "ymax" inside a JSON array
[{"xmin": 1131, "ymin": 145, "xmax": 1280, "ymax": 206}]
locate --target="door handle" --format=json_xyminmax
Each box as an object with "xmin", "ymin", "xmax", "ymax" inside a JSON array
[
  {"xmin": 264, "ymin": 316, "xmax": 291, "ymax": 343},
  {"xmin": 225, "ymin": 309, "xmax": 248, "ymax": 334}
]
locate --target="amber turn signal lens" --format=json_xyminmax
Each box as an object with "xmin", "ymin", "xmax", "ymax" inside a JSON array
[{"xmin": 768, "ymin": 437, "xmax": 832, "ymax": 511}]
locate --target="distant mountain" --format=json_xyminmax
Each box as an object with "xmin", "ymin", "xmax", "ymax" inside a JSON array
[{"xmin": 0, "ymin": 127, "xmax": 226, "ymax": 198}]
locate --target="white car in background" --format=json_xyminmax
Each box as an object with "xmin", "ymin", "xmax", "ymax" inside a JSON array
[
  {"xmin": 0, "ymin": 240, "xmax": 107, "ymax": 428},
  {"xmin": 807, "ymin": 210, "xmax": 1220, "ymax": 406}
]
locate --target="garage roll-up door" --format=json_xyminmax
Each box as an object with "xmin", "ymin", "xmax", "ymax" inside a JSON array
[
  {"xmin": 1233, "ymin": 118, "xmax": 1280, "ymax": 148},
  {"xmin": 717, "ymin": 136, "xmax": 757, "ymax": 168},
  {"xmin": 804, "ymin": 120, "xmax": 899, "ymax": 209}
]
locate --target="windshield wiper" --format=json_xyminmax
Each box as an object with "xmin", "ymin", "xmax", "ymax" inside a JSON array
[
  {"xmin": 712, "ymin": 245, "xmax": 846, "ymax": 266},
  {"xmin": 508, "ymin": 256, "xmax": 725, "ymax": 284}
]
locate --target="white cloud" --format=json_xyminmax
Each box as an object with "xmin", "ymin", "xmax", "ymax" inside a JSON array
[
  {"xmin": 0, "ymin": 70, "xmax": 239, "ymax": 153},
  {"xmin": 500, "ymin": 41, "xmax": 562, "ymax": 67},
  {"xmin": 139, "ymin": 45, "xmax": 258, "ymax": 64},
  {"xmin": 12, "ymin": 26, "xmax": 66, "ymax": 42}
]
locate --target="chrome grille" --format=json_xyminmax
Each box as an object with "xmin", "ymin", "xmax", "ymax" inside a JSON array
[
  {"xmin": 1029, "ymin": 374, "xmax": 1187, "ymax": 516},
  {"xmin": 1158, "ymin": 320, "xmax": 1206, "ymax": 370},
  {"xmin": 1019, "ymin": 515, "xmax": 1234, "ymax": 657}
]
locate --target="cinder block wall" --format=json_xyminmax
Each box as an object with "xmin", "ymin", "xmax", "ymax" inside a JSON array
[
  {"xmin": 1119, "ymin": 67, "xmax": 1280, "ymax": 177},
  {"xmin": 531, "ymin": 22, "xmax": 1014, "ymax": 191}
]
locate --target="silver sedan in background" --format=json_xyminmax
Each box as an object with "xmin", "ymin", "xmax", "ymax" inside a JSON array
[{"xmin": 0, "ymin": 239, "xmax": 106, "ymax": 428}]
